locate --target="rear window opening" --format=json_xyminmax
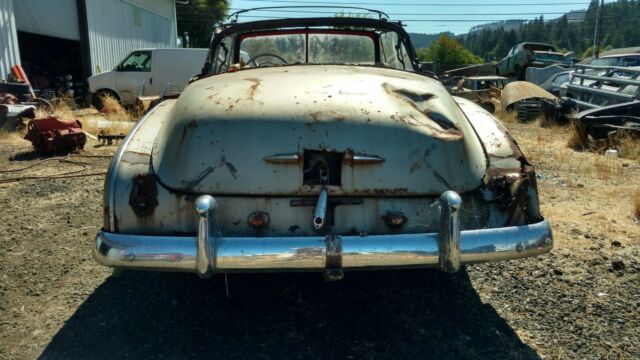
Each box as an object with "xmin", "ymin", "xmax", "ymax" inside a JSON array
[
  {"xmin": 303, "ymin": 149, "xmax": 343, "ymax": 186},
  {"xmin": 524, "ymin": 44, "xmax": 556, "ymax": 52}
]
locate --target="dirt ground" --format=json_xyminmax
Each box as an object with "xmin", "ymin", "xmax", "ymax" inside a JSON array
[{"xmin": 0, "ymin": 117, "xmax": 638, "ymax": 359}]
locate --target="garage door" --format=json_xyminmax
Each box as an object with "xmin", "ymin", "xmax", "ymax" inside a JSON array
[{"xmin": 13, "ymin": 0, "xmax": 80, "ymax": 41}]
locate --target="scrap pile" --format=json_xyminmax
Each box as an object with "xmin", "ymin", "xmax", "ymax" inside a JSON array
[
  {"xmin": 24, "ymin": 117, "xmax": 86, "ymax": 154},
  {"xmin": 501, "ymin": 81, "xmax": 574, "ymax": 123},
  {"xmin": 575, "ymin": 102, "xmax": 640, "ymax": 149}
]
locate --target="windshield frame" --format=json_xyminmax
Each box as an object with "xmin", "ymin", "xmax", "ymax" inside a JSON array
[{"xmin": 201, "ymin": 17, "xmax": 419, "ymax": 76}]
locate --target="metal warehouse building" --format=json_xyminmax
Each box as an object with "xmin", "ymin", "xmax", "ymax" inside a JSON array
[{"xmin": 0, "ymin": 0, "xmax": 177, "ymax": 85}]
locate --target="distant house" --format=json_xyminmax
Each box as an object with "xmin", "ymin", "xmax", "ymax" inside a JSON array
[{"xmin": 0, "ymin": 0, "xmax": 177, "ymax": 85}]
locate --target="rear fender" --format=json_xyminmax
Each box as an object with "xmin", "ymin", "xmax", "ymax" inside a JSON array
[{"xmin": 454, "ymin": 97, "xmax": 542, "ymax": 227}]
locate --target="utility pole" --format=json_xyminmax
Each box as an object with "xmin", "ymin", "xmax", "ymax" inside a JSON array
[{"xmin": 592, "ymin": 0, "xmax": 604, "ymax": 59}]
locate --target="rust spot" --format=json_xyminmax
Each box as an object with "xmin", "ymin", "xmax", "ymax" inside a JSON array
[
  {"xmin": 309, "ymin": 111, "xmax": 321, "ymax": 122},
  {"xmin": 244, "ymin": 78, "xmax": 261, "ymax": 100},
  {"xmin": 226, "ymin": 104, "xmax": 234, "ymax": 112},
  {"xmin": 307, "ymin": 110, "xmax": 347, "ymax": 123},
  {"xmin": 121, "ymin": 151, "xmax": 150, "ymax": 165},
  {"xmin": 187, "ymin": 119, "xmax": 198, "ymax": 128}
]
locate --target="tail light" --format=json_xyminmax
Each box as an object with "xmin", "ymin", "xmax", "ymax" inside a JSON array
[
  {"xmin": 382, "ymin": 211, "xmax": 407, "ymax": 228},
  {"xmin": 248, "ymin": 211, "xmax": 270, "ymax": 229}
]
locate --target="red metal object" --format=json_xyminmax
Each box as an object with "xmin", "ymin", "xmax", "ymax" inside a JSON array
[{"xmin": 24, "ymin": 117, "xmax": 87, "ymax": 154}]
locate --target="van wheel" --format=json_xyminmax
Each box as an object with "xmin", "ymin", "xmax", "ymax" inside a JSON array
[{"xmin": 92, "ymin": 90, "xmax": 118, "ymax": 110}]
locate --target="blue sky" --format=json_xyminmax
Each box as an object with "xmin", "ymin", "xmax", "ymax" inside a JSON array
[{"xmin": 228, "ymin": 0, "xmax": 610, "ymax": 34}]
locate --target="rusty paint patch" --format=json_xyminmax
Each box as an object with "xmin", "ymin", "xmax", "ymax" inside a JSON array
[
  {"xmin": 307, "ymin": 110, "xmax": 347, "ymax": 123},
  {"xmin": 244, "ymin": 78, "xmax": 261, "ymax": 100},
  {"xmin": 121, "ymin": 151, "xmax": 150, "ymax": 165},
  {"xmin": 309, "ymin": 111, "xmax": 321, "ymax": 122}
]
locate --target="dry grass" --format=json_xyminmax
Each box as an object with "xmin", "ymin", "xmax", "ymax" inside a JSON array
[
  {"xmin": 566, "ymin": 123, "xmax": 585, "ymax": 151},
  {"xmin": 35, "ymin": 99, "xmax": 74, "ymax": 120},
  {"xmin": 617, "ymin": 134, "xmax": 640, "ymax": 161},
  {"xmin": 99, "ymin": 95, "xmax": 131, "ymax": 121},
  {"xmin": 496, "ymin": 109, "xmax": 517, "ymax": 123},
  {"xmin": 494, "ymin": 112, "xmax": 640, "ymax": 251},
  {"xmin": 592, "ymin": 156, "xmax": 621, "ymax": 179},
  {"xmin": 30, "ymin": 96, "xmax": 137, "ymax": 138},
  {"xmin": 0, "ymin": 129, "xmax": 24, "ymax": 142}
]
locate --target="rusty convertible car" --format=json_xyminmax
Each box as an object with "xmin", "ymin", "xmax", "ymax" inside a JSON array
[{"xmin": 94, "ymin": 13, "xmax": 553, "ymax": 280}]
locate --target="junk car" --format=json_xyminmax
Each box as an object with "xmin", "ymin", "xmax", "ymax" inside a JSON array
[
  {"xmin": 94, "ymin": 12, "xmax": 553, "ymax": 279},
  {"xmin": 449, "ymin": 76, "xmax": 508, "ymax": 114},
  {"xmin": 498, "ymin": 42, "xmax": 572, "ymax": 80}
]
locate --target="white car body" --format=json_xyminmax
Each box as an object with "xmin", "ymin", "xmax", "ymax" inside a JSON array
[{"xmin": 87, "ymin": 48, "xmax": 209, "ymax": 105}]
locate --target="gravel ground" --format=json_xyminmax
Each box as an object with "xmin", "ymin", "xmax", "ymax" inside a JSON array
[{"xmin": 0, "ymin": 120, "xmax": 639, "ymax": 359}]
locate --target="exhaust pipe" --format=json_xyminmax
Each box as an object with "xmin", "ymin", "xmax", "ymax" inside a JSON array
[{"xmin": 313, "ymin": 189, "xmax": 328, "ymax": 230}]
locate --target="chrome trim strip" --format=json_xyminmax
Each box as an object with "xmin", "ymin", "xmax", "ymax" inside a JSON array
[
  {"xmin": 106, "ymin": 103, "xmax": 165, "ymax": 231},
  {"xmin": 352, "ymin": 154, "xmax": 385, "ymax": 164},
  {"xmin": 263, "ymin": 153, "xmax": 299, "ymax": 164},
  {"xmin": 94, "ymin": 219, "xmax": 553, "ymax": 273}
]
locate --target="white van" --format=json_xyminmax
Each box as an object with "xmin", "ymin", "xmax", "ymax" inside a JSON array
[{"xmin": 87, "ymin": 48, "xmax": 208, "ymax": 107}]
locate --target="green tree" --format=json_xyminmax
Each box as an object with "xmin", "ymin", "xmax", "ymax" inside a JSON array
[
  {"xmin": 417, "ymin": 34, "xmax": 482, "ymax": 67},
  {"xmin": 176, "ymin": 0, "xmax": 228, "ymax": 48},
  {"xmin": 459, "ymin": 0, "xmax": 640, "ymax": 61}
]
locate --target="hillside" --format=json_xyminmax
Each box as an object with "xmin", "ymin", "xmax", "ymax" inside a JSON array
[
  {"xmin": 460, "ymin": 0, "xmax": 640, "ymax": 61},
  {"xmin": 409, "ymin": 32, "xmax": 453, "ymax": 49}
]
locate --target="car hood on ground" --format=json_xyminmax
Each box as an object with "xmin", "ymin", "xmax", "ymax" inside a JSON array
[{"xmin": 151, "ymin": 65, "xmax": 487, "ymax": 196}]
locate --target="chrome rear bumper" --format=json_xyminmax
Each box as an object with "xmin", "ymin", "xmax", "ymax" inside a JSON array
[{"xmin": 94, "ymin": 192, "xmax": 553, "ymax": 278}]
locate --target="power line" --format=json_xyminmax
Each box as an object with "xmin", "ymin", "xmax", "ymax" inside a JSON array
[{"xmin": 236, "ymin": 0, "xmax": 593, "ymax": 7}]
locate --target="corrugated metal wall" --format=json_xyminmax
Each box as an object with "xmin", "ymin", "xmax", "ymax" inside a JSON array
[
  {"xmin": 85, "ymin": 0, "xmax": 177, "ymax": 74},
  {"xmin": 0, "ymin": 0, "xmax": 20, "ymax": 80},
  {"xmin": 13, "ymin": 0, "xmax": 80, "ymax": 41}
]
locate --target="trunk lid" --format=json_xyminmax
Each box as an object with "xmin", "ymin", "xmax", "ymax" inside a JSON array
[{"xmin": 151, "ymin": 65, "xmax": 487, "ymax": 196}]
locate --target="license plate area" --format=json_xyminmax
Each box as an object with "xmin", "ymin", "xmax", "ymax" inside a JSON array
[{"xmin": 302, "ymin": 149, "xmax": 343, "ymax": 186}]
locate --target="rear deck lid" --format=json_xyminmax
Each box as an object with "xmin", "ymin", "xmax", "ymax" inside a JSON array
[{"xmin": 151, "ymin": 65, "xmax": 487, "ymax": 196}]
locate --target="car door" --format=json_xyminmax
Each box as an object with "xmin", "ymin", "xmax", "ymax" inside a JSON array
[{"xmin": 115, "ymin": 50, "xmax": 153, "ymax": 104}]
